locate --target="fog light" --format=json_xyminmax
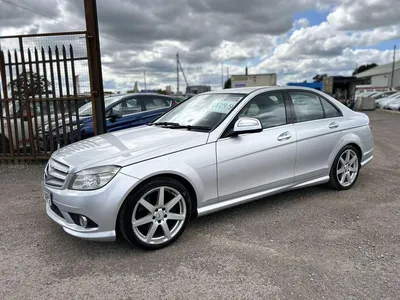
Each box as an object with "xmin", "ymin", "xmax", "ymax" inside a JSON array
[{"xmin": 79, "ymin": 216, "xmax": 88, "ymax": 227}]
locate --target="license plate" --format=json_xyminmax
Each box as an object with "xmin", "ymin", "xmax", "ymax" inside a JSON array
[{"xmin": 44, "ymin": 191, "xmax": 52, "ymax": 206}]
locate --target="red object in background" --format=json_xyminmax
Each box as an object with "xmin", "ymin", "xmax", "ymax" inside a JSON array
[{"xmin": 23, "ymin": 112, "xmax": 34, "ymax": 121}]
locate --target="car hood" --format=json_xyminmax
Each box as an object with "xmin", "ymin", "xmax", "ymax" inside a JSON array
[{"xmin": 51, "ymin": 125, "xmax": 209, "ymax": 172}]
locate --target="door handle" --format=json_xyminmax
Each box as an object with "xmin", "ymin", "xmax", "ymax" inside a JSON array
[
  {"xmin": 277, "ymin": 131, "xmax": 292, "ymax": 141},
  {"xmin": 329, "ymin": 122, "xmax": 339, "ymax": 129}
]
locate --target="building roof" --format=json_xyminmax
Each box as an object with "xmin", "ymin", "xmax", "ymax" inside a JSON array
[
  {"xmin": 356, "ymin": 61, "xmax": 400, "ymax": 78},
  {"xmin": 231, "ymin": 73, "xmax": 276, "ymax": 77}
]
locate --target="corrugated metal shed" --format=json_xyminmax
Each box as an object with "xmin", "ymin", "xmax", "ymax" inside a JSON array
[{"xmin": 356, "ymin": 61, "xmax": 400, "ymax": 78}]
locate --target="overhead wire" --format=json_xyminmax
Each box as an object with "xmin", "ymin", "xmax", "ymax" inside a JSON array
[{"xmin": 0, "ymin": 0, "xmax": 133, "ymax": 45}]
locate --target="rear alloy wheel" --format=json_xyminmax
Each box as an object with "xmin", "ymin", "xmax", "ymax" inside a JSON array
[
  {"xmin": 120, "ymin": 178, "xmax": 191, "ymax": 250},
  {"xmin": 329, "ymin": 146, "xmax": 360, "ymax": 190}
]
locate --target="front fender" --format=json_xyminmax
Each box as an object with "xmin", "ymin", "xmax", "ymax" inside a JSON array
[{"xmin": 119, "ymin": 143, "xmax": 218, "ymax": 208}]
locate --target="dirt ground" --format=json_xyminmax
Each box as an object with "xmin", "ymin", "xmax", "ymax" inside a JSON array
[{"xmin": 0, "ymin": 110, "xmax": 399, "ymax": 300}]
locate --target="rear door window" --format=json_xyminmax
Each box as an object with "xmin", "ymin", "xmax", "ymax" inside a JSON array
[
  {"xmin": 112, "ymin": 98, "xmax": 142, "ymax": 116},
  {"xmin": 144, "ymin": 97, "xmax": 172, "ymax": 111}
]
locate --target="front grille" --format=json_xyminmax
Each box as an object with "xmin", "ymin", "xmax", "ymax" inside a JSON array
[{"xmin": 45, "ymin": 158, "xmax": 69, "ymax": 188}]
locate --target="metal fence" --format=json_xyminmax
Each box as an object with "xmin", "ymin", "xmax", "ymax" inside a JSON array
[{"xmin": 0, "ymin": 31, "xmax": 95, "ymax": 161}]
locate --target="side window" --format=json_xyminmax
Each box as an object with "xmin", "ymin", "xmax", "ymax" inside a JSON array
[
  {"xmin": 239, "ymin": 92, "xmax": 286, "ymax": 129},
  {"xmin": 112, "ymin": 98, "xmax": 142, "ymax": 116},
  {"xmin": 290, "ymin": 92, "xmax": 324, "ymax": 122},
  {"xmin": 145, "ymin": 97, "xmax": 171, "ymax": 111},
  {"xmin": 320, "ymin": 97, "xmax": 342, "ymax": 118}
]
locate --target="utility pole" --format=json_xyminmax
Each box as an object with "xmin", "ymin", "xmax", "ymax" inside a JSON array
[
  {"xmin": 227, "ymin": 66, "xmax": 229, "ymax": 81},
  {"xmin": 176, "ymin": 53, "xmax": 179, "ymax": 95},
  {"xmin": 221, "ymin": 62, "xmax": 223, "ymax": 88},
  {"xmin": 143, "ymin": 71, "xmax": 147, "ymax": 90},
  {"xmin": 84, "ymin": 0, "xmax": 106, "ymax": 134},
  {"xmin": 390, "ymin": 45, "xmax": 396, "ymax": 90}
]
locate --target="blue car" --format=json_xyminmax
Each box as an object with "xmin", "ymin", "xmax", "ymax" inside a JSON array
[{"xmin": 42, "ymin": 93, "xmax": 177, "ymax": 149}]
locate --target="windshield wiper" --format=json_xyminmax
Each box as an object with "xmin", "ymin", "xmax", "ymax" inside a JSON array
[
  {"xmin": 151, "ymin": 121, "xmax": 181, "ymax": 126},
  {"xmin": 168, "ymin": 124, "xmax": 212, "ymax": 131},
  {"xmin": 150, "ymin": 122, "xmax": 211, "ymax": 131}
]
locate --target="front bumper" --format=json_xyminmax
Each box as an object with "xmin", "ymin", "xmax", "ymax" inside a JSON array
[
  {"xmin": 43, "ymin": 172, "xmax": 140, "ymax": 242},
  {"xmin": 45, "ymin": 202, "xmax": 116, "ymax": 241}
]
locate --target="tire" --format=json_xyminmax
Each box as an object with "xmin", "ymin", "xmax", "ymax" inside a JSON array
[
  {"xmin": 329, "ymin": 145, "xmax": 361, "ymax": 190},
  {"xmin": 119, "ymin": 177, "xmax": 192, "ymax": 250},
  {"xmin": 0, "ymin": 136, "xmax": 11, "ymax": 154}
]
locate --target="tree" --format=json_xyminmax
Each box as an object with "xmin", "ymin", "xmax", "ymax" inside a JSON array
[
  {"xmin": 313, "ymin": 74, "xmax": 327, "ymax": 82},
  {"xmin": 156, "ymin": 89, "xmax": 167, "ymax": 95},
  {"xmin": 353, "ymin": 63, "xmax": 377, "ymax": 75},
  {"xmin": 224, "ymin": 78, "xmax": 231, "ymax": 89},
  {"xmin": 8, "ymin": 72, "xmax": 51, "ymax": 98}
]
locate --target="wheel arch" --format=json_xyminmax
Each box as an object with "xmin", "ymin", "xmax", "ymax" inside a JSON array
[
  {"xmin": 328, "ymin": 133, "xmax": 364, "ymax": 170},
  {"xmin": 346, "ymin": 142, "xmax": 362, "ymax": 161}
]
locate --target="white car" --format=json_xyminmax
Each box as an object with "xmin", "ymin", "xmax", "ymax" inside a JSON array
[
  {"xmin": 377, "ymin": 94, "xmax": 400, "ymax": 108},
  {"xmin": 370, "ymin": 91, "xmax": 397, "ymax": 100},
  {"xmin": 385, "ymin": 100, "xmax": 400, "ymax": 111}
]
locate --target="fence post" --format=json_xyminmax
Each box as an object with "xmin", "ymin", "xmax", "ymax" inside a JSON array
[
  {"xmin": 84, "ymin": 0, "xmax": 106, "ymax": 135},
  {"xmin": 0, "ymin": 50, "xmax": 15, "ymax": 157},
  {"xmin": 19, "ymin": 37, "xmax": 36, "ymax": 158}
]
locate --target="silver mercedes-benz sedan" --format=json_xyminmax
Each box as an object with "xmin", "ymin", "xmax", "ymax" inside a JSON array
[{"xmin": 42, "ymin": 86, "xmax": 374, "ymax": 249}]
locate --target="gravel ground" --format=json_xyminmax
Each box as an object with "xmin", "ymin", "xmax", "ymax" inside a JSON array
[{"xmin": 0, "ymin": 111, "xmax": 399, "ymax": 300}]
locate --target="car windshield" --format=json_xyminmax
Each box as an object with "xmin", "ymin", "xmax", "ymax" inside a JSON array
[
  {"xmin": 77, "ymin": 96, "xmax": 122, "ymax": 116},
  {"xmin": 155, "ymin": 93, "xmax": 245, "ymax": 129}
]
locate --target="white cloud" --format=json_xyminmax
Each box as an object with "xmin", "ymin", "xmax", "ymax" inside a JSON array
[
  {"xmin": 274, "ymin": 22, "xmax": 400, "ymax": 60},
  {"xmin": 0, "ymin": 0, "xmax": 399, "ymax": 92},
  {"xmin": 328, "ymin": 0, "xmax": 400, "ymax": 30}
]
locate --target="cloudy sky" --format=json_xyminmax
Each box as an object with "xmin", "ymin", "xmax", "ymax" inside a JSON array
[{"xmin": 1, "ymin": 0, "xmax": 399, "ymax": 93}]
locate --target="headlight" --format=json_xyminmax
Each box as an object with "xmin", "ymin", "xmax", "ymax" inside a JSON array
[{"xmin": 69, "ymin": 166, "xmax": 121, "ymax": 190}]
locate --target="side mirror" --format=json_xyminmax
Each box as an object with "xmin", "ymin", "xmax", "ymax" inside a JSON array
[
  {"xmin": 233, "ymin": 117, "xmax": 262, "ymax": 135},
  {"xmin": 108, "ymin": 109, "xmax": 122, "ymax": 122}
]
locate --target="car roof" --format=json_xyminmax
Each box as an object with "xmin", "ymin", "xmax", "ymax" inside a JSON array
[
  {"xmin": 103, "ymin": 93, "xmax": 173, "ymax": 107},
  {"xmin": 107, "ymin": 93, "xmax": 172, "ymax": 99},
  {"xmin": 203, "ymin": 85, "xmax": 333, "ymax": 96}
]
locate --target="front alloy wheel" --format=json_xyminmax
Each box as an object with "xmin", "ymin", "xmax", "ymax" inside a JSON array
[{"xmin": 120, "ymin": 178, "xmax": 191, "ymax": 250}]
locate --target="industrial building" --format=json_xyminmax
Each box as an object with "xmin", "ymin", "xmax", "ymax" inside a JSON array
[
  {"xmin": 288, "ymin": 76, "xmax": 357, "ymax": 103},
  {"xmin": 231, "ymin": 73, "xmax": 277, "ymax": 88},
  {"xmin": 355, "ymin": 60, "xmax": 400, "ymax": 90},
  {"xmin": 186, "ymin": 85, "xmax": 211, "ymax": 94}
]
